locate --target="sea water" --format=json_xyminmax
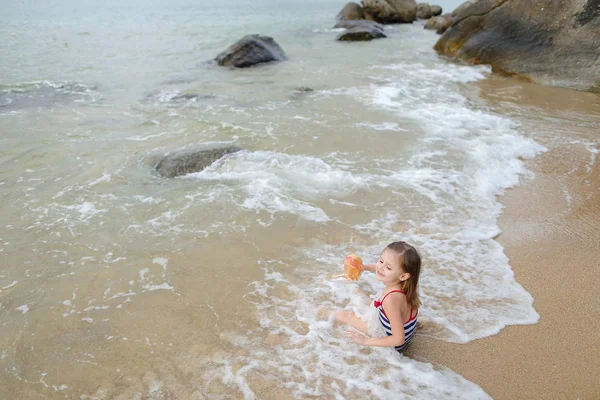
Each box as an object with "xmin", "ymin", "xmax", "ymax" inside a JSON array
[{"xmin": 0, "ymin": 0, "xmax": 557, "ymax": 398}]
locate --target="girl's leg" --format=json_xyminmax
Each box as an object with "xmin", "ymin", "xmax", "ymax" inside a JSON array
[{"xmin": 333, "ymin": 310, "xmax": 369, "ymax": 335}]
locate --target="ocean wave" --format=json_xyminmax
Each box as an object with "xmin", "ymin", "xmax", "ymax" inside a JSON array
[{"xmin": 0, "ymin": 80, "xmax": 99, "ymax": 110}]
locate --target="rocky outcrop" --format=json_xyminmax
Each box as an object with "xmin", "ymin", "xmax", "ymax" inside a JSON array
[
  {"xmin": 416, "ymin": 3, "xmax": 432, "ymax": 19},
  {"xmin": 215, "ymin": 35, "xmax": 287, "ymax": 68},
  {"xmin": 416, "ymin": 3, "xmax": 442, "ymax": 19},
  {"xmin": 335, "ymin": 20, "xmax": 387, "ymax": 40},
  {"xmin": 337, "ymin": 2, "xmax": 366, "ymax": 20},
  {"xmin": 424, "ymin": 13, "xmax": 453, "ymax": 33},
  {"xmin": 156, "ymin": 146, "xmax": 242, "ymax": 178},
  {"xmin": 451, "ymin": 0, "xmax": 479, "ymax": 17},
  {"xmin": 434, "ymin": 0, "xmax": 600, "ymax": 92},
  {"xmin": 422, "ymin": 1, "xmax": 470, "ymax": 34},
  {"xmin": 360, "ymin": 0, "xmax": 417, "ymax": 23}
]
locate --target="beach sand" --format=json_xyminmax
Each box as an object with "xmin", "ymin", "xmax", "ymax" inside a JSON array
[{"xmin": 407, "ymin": 129, "xmax": 600, "ymax": 398}]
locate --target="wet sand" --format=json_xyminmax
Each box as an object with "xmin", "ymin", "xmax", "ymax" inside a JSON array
[{"xmin": 407, "ymin": 126, "xmax": 600, "ymax": 398}]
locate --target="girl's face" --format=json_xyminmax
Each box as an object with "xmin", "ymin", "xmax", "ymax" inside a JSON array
[{"xmin": 375, "ymin": 248, "xmax": 408, "ymax": 284}]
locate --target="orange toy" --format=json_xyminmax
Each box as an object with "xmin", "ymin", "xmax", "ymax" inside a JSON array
[
  {"xmin": 344, "ymin": 254, "xmax": 364, "ymax": 280},
  {"xmin": 331, "ymin": 254, "xmax": 364, "ymax": 281}
]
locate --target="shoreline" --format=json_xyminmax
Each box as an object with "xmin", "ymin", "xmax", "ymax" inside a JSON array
[{"xmin": 407, "ymin": 127, "xmax": 600, "ymax": 398}]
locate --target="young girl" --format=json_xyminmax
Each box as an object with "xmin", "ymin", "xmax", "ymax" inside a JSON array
[{"xmin": 332, "ymin": 241, "xmax": 421, "ymax": 353}]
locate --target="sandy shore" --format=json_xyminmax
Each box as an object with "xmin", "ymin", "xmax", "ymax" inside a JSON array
[{"xmin": 407, "ymin": 126, "xmax": 600, "ymax": 398}]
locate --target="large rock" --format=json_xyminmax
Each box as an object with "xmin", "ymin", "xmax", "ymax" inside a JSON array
[
  {"xmin": 156, "ymin": 146, "xmax": 242, "ymax": 178},
  {"xmin": 431, "ymin": 5, "xmax": 442, "ymax": 16},
  {"xmin": 424, "ymin": 13, "xmax": 453, "ymax": 33},
  {"xmin": 416, "ymin": 3, "xmax": 432, "ymax": 19},
  {"xmin": 361, "ymin": 0, "xmax": 417, "ymax": 23},
  {"xmin": 451, "ymin": 0, "xmax": 479, "ymax": 17},
  {"xmin": 435, "ymin": 0, "xmax": 600, "ymax": 92},
  {"xmin": 337, "ymin": 2, "xmax": 366, "ymax": 21},
  {"xmin": 335, "ymin": 20, "xmax": 387, "ymax": 40},
  {"xmin": 215, "ymin": 35, "xmax": 287, "ymax": 68}
]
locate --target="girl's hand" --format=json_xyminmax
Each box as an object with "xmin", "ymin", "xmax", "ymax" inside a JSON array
[{"xmin": 344, "ymin": 329, "xmax": 370, "ymax": 345}]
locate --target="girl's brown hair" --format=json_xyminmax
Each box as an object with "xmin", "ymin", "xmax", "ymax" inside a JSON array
[{"xmin": 386, "ymin": 241, "xmax": 421, "ymax": 309}]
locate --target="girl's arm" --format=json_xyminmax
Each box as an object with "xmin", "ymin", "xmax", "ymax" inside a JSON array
[
  {"xmin": 344, "ymin": 293, "xmax": 407, "ymax": 347},
  {"xmin": 363, "ymin": 264, "xmax": 376, "ymax": 273}
]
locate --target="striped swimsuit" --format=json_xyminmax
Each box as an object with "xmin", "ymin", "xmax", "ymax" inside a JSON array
[{"xmin": 374, "ymin": 290, "xmax": 418, "ymax": 352}]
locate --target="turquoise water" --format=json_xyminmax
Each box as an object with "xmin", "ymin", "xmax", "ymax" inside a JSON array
[{"xmin": 0, "ymin": 1, "xmax": 553, "ymax": 399}]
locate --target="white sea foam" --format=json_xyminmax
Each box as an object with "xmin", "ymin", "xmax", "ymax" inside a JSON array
[
  {"xmin": 152, "ymin": 258, "xmax": 169, "ymax": 281},
  {"xmin": 124, "ymin": 131, "xmax": 171, "ymax": 141},
  {"xmin": 574, "ymin": 139, "xmax": 599, "ymax": 173},
  {"xmin": 154, "ymin": 89, "xmax": 182, "ymax": 103},
  {"xmin": 377, "ymin": 62, "xmax": 490, "ymax": 84},
  {"xmin": 312, "ymin": 28, "xmax": 345, "ymax": 33},
  {"xmin": 356, "ymin": 122, "xmax": 408, "ymax": 131},
  {"xmin": 62, "ymin": 202, "xmax": 107, "ymax": 223},
  {"xmin": 87, "ymin": 173, "xmax": 112, "ymax": 187},
  {"xmin": 1, "ymin": 281, "xmax": 18, "ymax": 290},
  {"xmin": 139, "ymin": 268, "xmax": 149, "ymax": 281},
  {"xmin": 142, "ymin": 283, "xmax": 173, "ymax": 291},
  {"xmin": 187, "ymin": 151, "xmax": 368, "ymax": 223},
  {"xmin": 16, "ymin": 305, "xmax": 29, "ymax": 314}
]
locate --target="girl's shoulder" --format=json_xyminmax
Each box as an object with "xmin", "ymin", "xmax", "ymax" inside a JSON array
[
  {"xmin": 382, "ymin": 290, "xmax": 417, "ymax": 321},
  {"xmin": 381, "ymin": 289, "xmax": 407, "ymax": 304}
]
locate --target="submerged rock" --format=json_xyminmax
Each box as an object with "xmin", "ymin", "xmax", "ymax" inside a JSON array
[
  {"xmin": 215, "ymin": 35, "xmax": 287, "ymax": 68},
  {"xmin": 336, "ymin": 2, "xmax": 366, "ymax": 21},
  {"xmin": 291, "ymin": 87, "xmax": 315, "ymax": 100},
  {"xmin": 360, "ymin": 0, "xmax": 417, "ymax": 23},
  {"xmin": 170, "ymin": 93, "xmax": 215, "ymax": 102},
  {"xmin": 155, "ymin": 146, "xmax": 242, "ymax": 178},
  {"xmin": 435, "ymin": 0, "xmax": 600, "ymax": 92},
  {"xmin": 335, "ymin": 20, "xmax": 387, "ymax": 41}
]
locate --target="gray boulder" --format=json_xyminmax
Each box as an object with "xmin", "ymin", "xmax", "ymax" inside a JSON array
[
  {"xmin": 431, "ymin": 5, "xmax": 442, "ymax": 16},
  {"xmin": 435, "ymin": 0, "xmax": 600, "ymax": 92},
  {"xmin": 424, "ymin": 13, "xmax": 453, "ymax": 33},
  {"xmin": 215, "ymin": 35, "xmax": 287, "ymax": 68},
  {"xmin": 156, "ymin": 146, "xmax": 242, "ymax": 178},
  {"xmin": 337, "ymin": 2, "xmax": 366, "ymax": 21},
  {"xmin": 416, "ymin": 3, "xmax": 432, "ymax": 19},
  {"xmin": 335, "ymin": 20, "xmax": 387, "ymax": 41},
  {"xmin": 360, "ymin": 0, "xmax": 417, "ymax": 23}
]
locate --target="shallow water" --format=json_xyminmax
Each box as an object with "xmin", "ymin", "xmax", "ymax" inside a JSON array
[{"xmin": 1, "ymin": 1, "xmax": 598, "ymax": 399}]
